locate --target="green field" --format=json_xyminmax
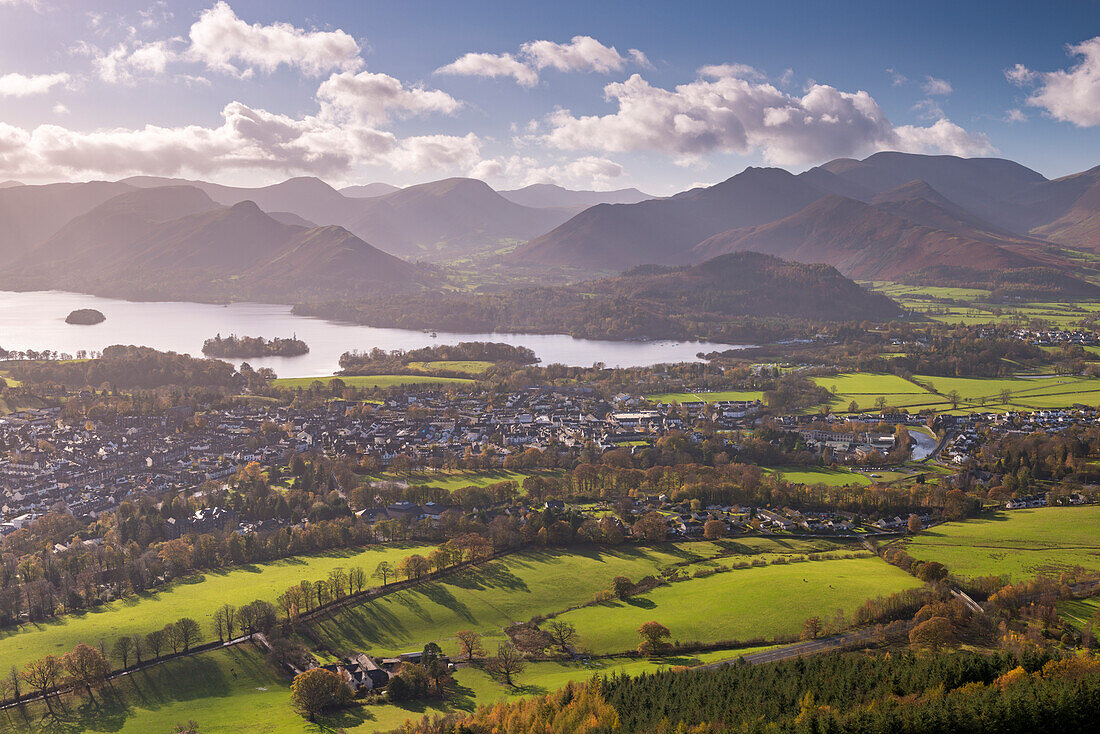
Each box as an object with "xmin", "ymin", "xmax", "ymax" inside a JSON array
[
  {"xmin": 766, "ymin": 466, "xmax": 873, "ymax": 487},
  {"xmin": 553, "ymin": 556, "xmax": 921, "ymax": 654},
  {"xmin": 646, "ymin": 389, "xmax": 765, "ymax": 403},
  {"xmin": 395, "ymin": 469, "xmax": 565, "ymax": 491},
  {"xmin": 0, "ymin": 543, "xmax": 434, "ymax": 674},
  {"xmin": 272, "ymin": 374, "xmax": 475, "ymax": 389},
  {"xmin": 811, "ymin": 372, "xmax": 945, "ymax": 413},
  {"xmin": 1059, "ymin": 596, "xmax": 1098, "ymax": 633},
  {"xmin": 308, "ymin": 545, "xmax": 725, "ymax": 658},
  {"xmin": 406, "ymin": 360, "xmax": 493, "ymax": 374},
  {"xmin": 0, "ymin": 643, "xmax": 779, "ymax": 734},
  {"xmin": 903, "ymin": 507, "xmax": 1100, "ymax": 581}
]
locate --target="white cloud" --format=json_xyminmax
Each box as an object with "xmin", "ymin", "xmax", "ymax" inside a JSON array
[
  {"xmin": 81, "ymin": 40, "xmax": 177, "ymax": 84},
  {"xmin": 1008, "ymin": 37, "xmax": 1100, "ymax": 126},
  {"xmin": 544, "ymin": 70, "xmax": 994, "ymax": 166},
  {"xmin": 317, "ymin": 70, "xmax": 461, "ymax": 124},
  {"xmin": 1004, "ymin": 108, "xmax": 1027, "ymax": 123},
  {"xmin": 887, "ymin": 68, "xmax": 907, "ymax": 86},
  {"xmin": 437, "ymin": 35, "xmax": 646, "ymax": 86},
  {"xmin": 52, "ymin": 102, "xmax": 69, "ymax": 114},
  {"xmin": 922, "ymin": 76, "xmax": 952, "ymax": 95},
  {"xmin": 186, "ymin": 1, "xmax": 362, "ymax": 77},
  {"xmin": 0, "ymin": 71, "xmax": 69, "ymax": 97},
  {"xmin": 521, "ymin": 36, "xmax": 643, "ymax": 73},
  {"xmin": 469, "ymin": 153, "xmax": 624, "ymax": 188},
  {"xmin": 435, "ymin": 52, "xmax": 539, "ymax": 87},
  {"xmin": 699, "ymin": 63, "xmax": 765, "ymax": 80}
]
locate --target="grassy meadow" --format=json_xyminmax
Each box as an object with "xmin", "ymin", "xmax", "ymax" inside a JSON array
[
  {"xmin": 553, "ymin": 556, "xmax": 921, "ymax": 654},
  {"xmin": 903, "ymin": 507, "xmax": 1100, "ymax": 581},
  {"xmin": 271, "ymin": 374, "xmax": 475, "ymax": 389},
  {"xmin": 765, "ymin": 466, "xmax": 873, "ymax": 486},
  {"xmin": 0, "ymin": 543, "xmax": 434, "ymax": 674},
  {"xmin": 646, "ymin": 389, "xmax": 766, "ymax": 403},
  {"xmin": 393, "ymin": 469, "xmax": 566, "ymax": 492}
]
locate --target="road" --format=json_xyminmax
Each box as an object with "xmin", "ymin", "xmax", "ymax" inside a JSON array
[{"xmin": 694, "ymin": 621, "xmax": 911, "ymax": 670}]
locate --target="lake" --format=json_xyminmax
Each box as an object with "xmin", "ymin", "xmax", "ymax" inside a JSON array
[{"xmin": 0, "ymin": 290, "xmax": 746, "ymax": 378}]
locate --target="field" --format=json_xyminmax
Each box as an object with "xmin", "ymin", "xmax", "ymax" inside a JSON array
[
  {"xmin": 406, "ymin": 360, "xmax": 493, "ymax": 374},
  {"xmin": 646, "ymin": 389, "xmax": 765, "ymax": 403},
  {"xmin": 308, "ymin": 545, "xmax": 721, "ymax": 658},
  {"xmin": 0, "ymin": 643, "xmax": 778, "ymax": 734},
  {"xmin": 271, "ymin": 374, "xmax": 475, "ymax": 389},
  {"xmin": 393, "ymin": 469, "xmax": 565, "ymax": 491},
  {"xmin": 0, "ymin": 543, "xmax": 434, "ymax": 675},
  {"xmin": 903, "ymin": 507, "xmax": 1100, "ymax": 581},
  {"xmin": 810, "ymin": 372, "xmax": 946, "ymax": 413},
  {"xmin": 766, "ymin": 466, "xmax": 872, "ymax": 486},
  {"xmin": 553, "ymin": 556, "xmax": 921, "ymax": 654},
  {"xmin": 1059, "ymin": 596, "xmax": 1098, "ymax": 633}
]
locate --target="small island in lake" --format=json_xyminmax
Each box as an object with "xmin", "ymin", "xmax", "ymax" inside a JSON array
[
  {"xmin": 65, "ymin": 308, "xmax": 106, "ymax": 325},
  {"xmin": 202, "ymin": 333, "xmax": 309, "ymax": 358}
]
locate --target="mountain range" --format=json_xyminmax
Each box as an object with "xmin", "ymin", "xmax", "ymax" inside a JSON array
[{"xmin": 515, "ymin": 152, "xmax": 1100, "ymax": 290}]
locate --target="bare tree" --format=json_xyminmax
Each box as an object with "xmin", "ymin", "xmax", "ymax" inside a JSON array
[
  {"xmin": 455, "ymin": 630, "xmax": 486, "ymax": 660},
  {"xmin": 546, "ymin": 621, "xmax": 578, "ymax": 654},
  {"xmin": 486, "ymin": 642, "xmax": 525, "ymax": 687}
]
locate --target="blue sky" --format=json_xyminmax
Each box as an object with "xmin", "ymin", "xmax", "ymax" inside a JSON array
[{"xmin": 1, "ymin": 0, "xmax": 1099, "ymax": 193}]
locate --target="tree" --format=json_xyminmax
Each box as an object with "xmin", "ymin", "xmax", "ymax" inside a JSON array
[
  {"xmin": 848, "ymin": 400, "xmax": 859, "ymax": 413},
  {"xmin": 948, "ymin": 390, "xmax": 961, "ymax": 410},
  {"xmin": 909, "ymin": 616, "xmax": 956, "ymax": 650},
  {"xmin": 212, "ymin": 604, "xmax": 237, "ymax": 641},
  {"xmin": 290, "ymin": 668, "xmax": 349, "ymax": 722},
  {"xmin": 611, "ymin": 576, "xmax": 634, "ymax": 599},
  {"xmin": 907, "ymin": 514, "xmax": 923, "ymax": 534},
  {"xmin": 146, "ymin": 628, "xmax": 166, "ymax": 659},
  {"xmin": 21, "ymin": 655, "xmax": 63, "ymax": 707},
  {"xmin": 801, "ymin": 616, "xmax": 824, "ymax": 640},
  {"xmin": 63, "ymin": 644, "xmax": 110, "ymax": 701},
  {"xmin": 112, "ymin": 635, "xmax": 134, "ymax": 669},
  {"xmin": 455, "ymin": 630, "xmax": 486, "ymax": 660},
  {"xmin": 916, "ymin": 561, "xmax": 949, "ymax": 583},
  {"xmin": 637, "ymin": 621, "xmax": 671, "ymax": 656},
  {"xmin": 632, "ymin": 512, "xmax": 667, "ymax": 543},
  {"xmin": 546, "ymin": 620, "xmax": 578, "ymax": 654},
  {"xmin": 399, "ymin": 554, "xmax": 430, "ymax": 582},
  {"xmin": 703, "ymin": 519, "xmax": 726, "ymax": 540},
  {"xmin": 486, "ymin": 642, "xmax": 525, "ymax": 687},
  {"xmin": 131, "ymin": 635, "xmax": 144, "ymax": 664},
  {"xmin": 177, "ymin": 617, "xmax": 202, "ymax": 652},
  {"xmin": 373, "ymin": 561, "xmax": 395, "ymax": 586}
]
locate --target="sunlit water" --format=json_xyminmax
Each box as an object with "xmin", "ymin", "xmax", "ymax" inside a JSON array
[{"xmin": 0, "ymin": 290, "xmax": 747, "ymax": 378}]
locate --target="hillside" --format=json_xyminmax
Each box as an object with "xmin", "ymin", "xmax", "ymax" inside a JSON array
[
  {"xmin": 498, "ymin": 183, "xmax": 653, "ymax": 209},
  {"xmin": 5, "ymin": 188, "xmax": 418, "ymax": 301},
  {"xmin": 0, "ymin": 180, "xmax": 135, "ymax": 261},
  {"xmin": 297, "ymin": 251, "xmax": 903, "ymax": 342},
  {"xmin": 339, "ymin": 182, "xmax": 401, "ymax": 198},
  {"xmin": 346, "ymin": 177, "xmax": 573, "ymax": 260},
  {"xmin": 691, "ymin": 195, "xmax": 1041, "ymax": 280},
  {"xmin": 515, "ymin": 167, "xmax": 828, "ymax": 269}
]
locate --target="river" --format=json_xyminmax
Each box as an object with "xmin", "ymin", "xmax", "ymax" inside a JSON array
[{"xmin": 0, "ymin": 290, "xmax": 747, "ymax": 378}]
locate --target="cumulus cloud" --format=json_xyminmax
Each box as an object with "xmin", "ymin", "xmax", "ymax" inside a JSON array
[
  {"xmin": 1008, "ymin": 37, "xmax": 1100, "ymax": 126},
  {"xmin": 436, "ymin": 35, "xmax": 646, "ymax": 86},
  {"xmin": 186, "ymin": 1, "xmax": 362, "ymax": 77},
  {"xmin": 469, "ymin": 153, "xmax": 625, "ymax": 188},
  {"xmin": 436, "ymin": 52, "xmax": 538, "ymax": 87},
  {"xmin": 0, "ymin": 71, "xmax": 70, "ymax": 97},
  {"xmin": 922, "ymin": 76, "xmax": 952, "ymax": 95},
  {"xmin": 1004, "ymin": 108, "xmax": 1027, "ymax": 123},
  {"xmin": 317, "ymin": 70, "xmax": 461, "ymax": 124},
  {"xmin": 79, "ymin": 40, "xmax": 177, "ymax": 84},
  {"xmin": 0, "ymin": 70, "xmax": 478, "ymax": 181},
  {"xmin": 543, "ymin": 70, "xmax": 994, "ymax": 166}
]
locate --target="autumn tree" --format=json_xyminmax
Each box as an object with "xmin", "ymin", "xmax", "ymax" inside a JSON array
[
  {"xmin": 112, "ymin": 635, "xmax": 134, "ymax": 669},
  {"xmin": 290, "ymin": 668, "xmax": 349, "ymax": 721},
  {"xmin": 486, "ymin": 642, "xmax": 525, "ymax": 687},
  {"xmin": 801, "ymin": 616, "xmax": 824, "ymax": 640},
  {"xmin": 399, "ymin": 554, "xmax": 430, "ymax": 582},
  {"xmin": 703, "ymin": 519, "xmax": 726, "ymax": 540},
  {"xmin": 20, "ymin": 655, "xmax": 63, "ymax": 708},
  {"xmin": 907, "ymin": 514, "xmax": 923, "ymax": 534},
  {"xmin": 63, "ymin": 644, "xmax": 110, "ymax": 701},
  {"xmin": 373, "ymin": 561, "xmax": 395, "ymax": 586},
  {"xmin": 546, "ymin": 620, "xmax": 578, "ymax": 654},
  {"xmin": 637, "ymin": 621, "xmax": 672, "ymax": 656},
  {"xmin": 909, "ymin": 616, "xmax": 956, "ymax": 650},
  {"xmin": 455, "ymin": 630, "xmax": 486, "ymax": 660}
]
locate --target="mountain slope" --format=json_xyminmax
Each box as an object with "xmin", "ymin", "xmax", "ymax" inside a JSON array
[
  {"xmin": 498, "ymin": 184, "xmax": 653, "ymax": 209},
  {"xmin": 346, "ymin": 177, "xmax": 572, "ymax": 259},
  {"xmin": 0, "ymin": 181, "xmax": 135, "ymax": 261},
  {"xmin": 692, "ymin": 195, "xmax": 1039, "ymax": 280},
  {"xmin": 339, "ymin": 183, "xmax": 401, "ymax": 198},
  {"xmin": 9, "ymin": 191, "xmax": 417, "ymax": 300},
  {"xmin": 514, "ymin": 167, "xmax": 829, "ymax": 269},
  {"xmin": 1029, "ymin": 167, "xmax": 1100, "ymax": 249}
]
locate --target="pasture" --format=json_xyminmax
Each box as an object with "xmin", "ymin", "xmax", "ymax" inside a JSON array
[
  {"xmin": 766, "ymin": 466, "xmax": 873, "ymax": 487},
  {"xmin": 552, "ymin": 556, "xmax": 921, "ymax": 654},
  {"xmin": 271, "ymin": 374, "xmax": 475, "ymax": 389},
  {"xmin": 394, "ymin": 469, "xmax": 565, "ymax": 491},
  {"xmin": 0, "ymin": 543, "xmax": 434, "ymax": 675},
  {"xmin": 646, "ymin": 389, "xmax": 765, "ymax": 403},
  {"xmin": 903, "ymin": 507, "xmax": 1100, "ymax": 581},
  {"xmin": 406, "ymin": 360, "xmax": 493, "ymax": 374}
]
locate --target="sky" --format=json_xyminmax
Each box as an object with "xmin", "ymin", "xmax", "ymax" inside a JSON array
[{"xmin": 1, "ymin": 0, "xmax": 1100, "ymax": 194}]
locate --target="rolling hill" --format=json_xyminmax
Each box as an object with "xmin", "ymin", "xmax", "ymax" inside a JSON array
[
  {"xmin": 498, "ymin": 183, "xmax": 653, "ymax": 210},
  {"xmin": 339, "ymin": 182, "xmax": 401, "ymax": 198},
  {"xmin": 0, "ymin": 180, "xmax": 136, "ymax": 261},
  {"xmin": 6, "ymin": 187, "xmax": 418, "ymax": 300}
]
